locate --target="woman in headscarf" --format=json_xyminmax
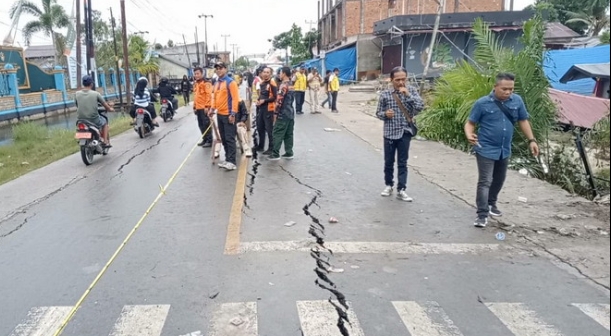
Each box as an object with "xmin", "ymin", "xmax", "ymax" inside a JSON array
[{"xmin": 130, "ymin": 77, "xmax": 159, "ymax": 126}]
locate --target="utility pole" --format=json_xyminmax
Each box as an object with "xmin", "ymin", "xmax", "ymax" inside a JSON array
[
  {"xmin": 305, "ymin": 19, "xmax": 316, "ymax": 31},
  {"xmin": 230, "ymin": 43, "xmax": 238, "ymax": 64},
  {"xmin": 420, "ymin": 0, "xmax": 446, "ymax": 93},
  {"xmin": 195, "ymin": 26, "xmax": 200, "ymax": 65},
  {"xmin": 109, "ymin": 7, "xmax": 123, "ymax": 108},
  {"xmin": 120, "ymin": 0, "xmax": 131, "ymax": 104},
  {"xmin": 221, "ymin": 34, "xmax": 230, "ymax": 53},
  {"xmin": 75, "ymin": 0, "xmax": 82, "ymax": 88},
  {"xmin": 86, "ymin": 0, "xmax": 95, "ymax": 87},
  {"xmin": 198, "ymin": 14, "xmax": 213, "ymax": 67},
  {"xmin": 83, "ymin": 0, "xmax": 90, "ymax": 75},
  {"xmin": 182, "ymin": 34, "xmax": 192, "ymax": 73}
]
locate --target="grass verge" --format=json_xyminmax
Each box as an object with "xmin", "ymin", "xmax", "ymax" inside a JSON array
[{"xmin": 0, "ymin": 115, "xmax": 133, "ymax": 186}]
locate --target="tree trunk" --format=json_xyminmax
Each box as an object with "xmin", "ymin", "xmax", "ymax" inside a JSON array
[{"xmin": 50, "ymin": 28, "xmax": 58, "ymax": 66}]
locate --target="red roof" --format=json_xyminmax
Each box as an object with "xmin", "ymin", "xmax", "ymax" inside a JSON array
[{"xmin": 549, "ymin": 88, "xmax": 610, "ymax": 128}]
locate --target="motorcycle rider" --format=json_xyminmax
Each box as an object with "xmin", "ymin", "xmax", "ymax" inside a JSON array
[
  {"xmin": 130, "ymin": 77, "xmax": 159, "ymax": 127},
  {"xmin": 154, "ymin": 77, "xmax": 179, "ymax": 115},
  {"xmin": 75, "ymin": 75, "xmax": 114, "ymax": 147}
]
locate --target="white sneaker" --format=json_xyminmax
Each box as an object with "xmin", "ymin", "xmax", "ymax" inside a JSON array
[
  {"xmin": 244, "ymin": 148, "xmax": 253, "ymax": 158},
  {"xmin": 218, "ymin": 161, "xmax": 228, "ymax": 169},
  {"xmin": 397, "ymin": 189, "xmax": 413, "ymax": 202},
  {"xmin": 381, "ymin": 186, "xmax": 393, "ymax": 197},
  {"xmin": 223, "ymin": 162, "xmax": 237, "ymax": 171}
]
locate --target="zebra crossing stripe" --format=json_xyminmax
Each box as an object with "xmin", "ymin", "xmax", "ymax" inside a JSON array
[
  {"xmin": 239, "ymin": 241, "xmax": 501, "ymax": 254},
  {"xmin": 9, "ymin": 306, "xmax": 73, "ymax": 336},
  {"xmin": 108, "ymin": 305, "xmax": 170, "ymax": 336},
  {"xmin": 572, "ymin": 303, "xmax": 610, "ymax": 330},
  {"xmin": 296, "ymin": 300, "xmax": 365, "ymax": 336},
  {"xmin": 392, "ymin": 301, "xmax": 464, "ymax": 336},
  {"xmin": 208, "ymin": 302, "xmax": 258, "ymax": 336},
  {"xmin": 486, "ymin": 302, "xmax": 563, "ymax": 336}
]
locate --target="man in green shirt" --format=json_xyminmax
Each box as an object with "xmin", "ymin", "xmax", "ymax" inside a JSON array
[{"xmin": 75, "ymin": 75, "xmax": 114, "ymax": 146}]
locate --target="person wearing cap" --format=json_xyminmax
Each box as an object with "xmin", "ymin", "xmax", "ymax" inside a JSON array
[
  {"xmin": 210, "ymin": 62, "xmax": 240, "ymax": 171},
  {"xmin": 75, "ymin": 75, "xmax": 115, "ymax": 147}
]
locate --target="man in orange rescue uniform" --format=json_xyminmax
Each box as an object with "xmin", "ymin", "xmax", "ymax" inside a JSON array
[
  {"xmin": 193, "ymin": 66, "xmax": 213, "ymax": 147},
  {"xmin": 209, "ymin": 62, "xmax": 240, "ymax": 171}
]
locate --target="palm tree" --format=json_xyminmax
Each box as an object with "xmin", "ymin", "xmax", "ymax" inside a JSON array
[
  {"xmin": 128, "ymin": 35, "xmax": 159, "ymax": 75},
  {"xmin": 565, "ymin": 0, "xmax": 610, "ymax": 36},
  {"xmin": 9, "ymin": 0, "xmax": 70, "ymax": 65}
]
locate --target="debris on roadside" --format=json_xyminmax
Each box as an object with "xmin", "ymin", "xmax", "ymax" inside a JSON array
[
  {"xmin": 518, "ymin": 196, "xmax": 528, "ymax": 203},
  {"xmin": 328, "ymin": 266, "xmax": 344, "ymax": 273},
  {"xmin": 230, "ymin": 317, "xmax": 245, "ymax": 326},
  {"xmin": 323, "ymin": 128, "xmax": 341, "ymax": 132},
  {"xmin": 555, "ymin": 214, "xmax": 577, "ymax": 220},
  {"xmin": 209, "ymin": 291, "xmax": 219, "ymax": 299},
  {"xmin": 284, "ymin": 221, "xmax": 297, "ymax": 227},
  {"xmin": 328, "ymin": 217, "xmax": 339, "ymax": 224}
]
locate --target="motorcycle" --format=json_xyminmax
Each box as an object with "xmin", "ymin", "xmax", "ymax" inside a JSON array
[
  {"xmin": 75, "ymin": 105, "xmax": 109, "ymax": 166},
  {"xmin": 160, "ymin": 97, "xmax": 175, "ymax": 122},
  {"xmin": 134, "ymin": 105, "xmax": 156, "ymax": 138}
]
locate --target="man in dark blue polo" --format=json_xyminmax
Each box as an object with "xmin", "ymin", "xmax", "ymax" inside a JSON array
[{"xmin": 465, "ymin": 72, "xmax": 540, "ymax": 228}]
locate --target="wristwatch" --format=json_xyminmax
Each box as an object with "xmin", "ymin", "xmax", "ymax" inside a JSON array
[{"xmin": 528, "ymin": 139, "xmax": 537, "ymax": 144}]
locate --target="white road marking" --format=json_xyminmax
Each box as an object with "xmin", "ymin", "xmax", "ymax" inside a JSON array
[
  {"xmin": 572, "ymin": 303, "xmax": 610, "ymax": 330},
  {"xmin": 297, "ymin": 300, "xmax": 365, "ymax": 336},
  {"xmin": 486, "ymin": 302, "xmax": 563, "ymax": 336},
  {"xmin": 239, "ymin": 241, "xmax": 501, "ymax": 254},
  {"xmin": 208, "ymin": 302, "xmax": 258, "ymax": 336},
  {"xmin": 108, "ymin": 305, "xmax": 170, "ymax": 336},
  {"xmin": 392, "ymin": 301, "xmax": 464, "ymax": 336},
  {"xmin": 9, "ymin": 306, "xmax": 73, "ymax": 336}
]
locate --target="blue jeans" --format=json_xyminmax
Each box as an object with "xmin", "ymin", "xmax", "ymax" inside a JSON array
[{"xmin": 384, "ymin": 132, "xmax": 412, "ymax": 190}]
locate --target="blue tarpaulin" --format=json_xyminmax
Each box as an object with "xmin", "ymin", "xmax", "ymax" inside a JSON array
[
  {"xmin": 544, "ymin": 45, "xmax": 610, "ymax": 95},
  {"xmin": 325, "ymin": 46, "xmax": 357, "ymax": 84}
]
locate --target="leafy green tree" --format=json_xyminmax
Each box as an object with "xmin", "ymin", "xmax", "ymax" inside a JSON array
[
  {"xmin": 272, "ymin": 24, "xmax": 311, "ymax": 65},
  {"xmin": 418, "ymin": 14, "xmax": 556, "ymax": 176},
  {"xmin": 10, "ymin": 0, "xmax": 70, "ymax": 65},
  {"xmin": 167, "ymin": 39, "xmax": 174, "ymax": 48},
  {"xmin": 234, "ymin": 56, "xmax": 250, "ymax": 69},
  {"xmin": 565, "ymin": 0, "xmax": 610, "ymax": 36},
  {"xmin": 92, "ymin": 10, "xmax": 110, "ymax": 43},
  {"xmin": 600, "ymin": 30, "xmax": 610, "ymax": 44}
]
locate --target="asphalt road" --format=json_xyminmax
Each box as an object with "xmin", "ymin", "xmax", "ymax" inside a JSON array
[{"xmin": 0, "ymin": 103, "xmax": 609, "ymax": 336}]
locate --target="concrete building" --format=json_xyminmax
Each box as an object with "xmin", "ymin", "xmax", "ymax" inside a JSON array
[{"xmin": 317, "ymin": 0, "xmax": 511, "ymax": 80}]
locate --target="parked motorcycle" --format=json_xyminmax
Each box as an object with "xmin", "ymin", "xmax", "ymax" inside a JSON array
[
  {"xmin": 160, "ymin": 97, "xmax": 175, "ymax": 122},
  {"xmin": 75, "ymin": 106, "xmax": 109, "ymax": 166},
  {"xmin": 134, "ymin": 106, "xmax": 156, "ymax": 138}
]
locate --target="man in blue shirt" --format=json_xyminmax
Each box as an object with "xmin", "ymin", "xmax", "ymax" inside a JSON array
[{"xmin": 465, "ymin": 72, "xmax": 540, "ymax": 228}]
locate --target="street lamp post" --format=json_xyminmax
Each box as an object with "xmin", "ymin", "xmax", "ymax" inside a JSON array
[{"xmin": 197, "ymin": 14, "xmax": 213, "ymax": 67}]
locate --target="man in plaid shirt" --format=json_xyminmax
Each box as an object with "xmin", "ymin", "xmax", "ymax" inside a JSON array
[{"xmin": 376, "ymin": 67, "xmax": 425, "ymax": 202}]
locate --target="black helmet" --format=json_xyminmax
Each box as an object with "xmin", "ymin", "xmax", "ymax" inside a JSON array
[{"xmin": 160, "ymin": 77, "xmax": 169, "ymax": 84}]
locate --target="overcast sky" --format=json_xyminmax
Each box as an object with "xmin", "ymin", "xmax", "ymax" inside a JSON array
[{"xmin": 1, "ymin": 0, "xmax": 534, "ymax": 55}]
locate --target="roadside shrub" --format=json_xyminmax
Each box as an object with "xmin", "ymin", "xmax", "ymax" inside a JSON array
[
  {"xmin": 418, "ymin": 14, "xmax": 556, "ymax": 174},
  {"xmin": 12, "ymin": 122, "xmax": 49, "ymax": 143}
]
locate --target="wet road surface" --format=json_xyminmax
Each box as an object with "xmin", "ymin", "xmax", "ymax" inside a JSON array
[{"xmin": 0, "ymin": 104, "xmax": 609, "ymax": 336}]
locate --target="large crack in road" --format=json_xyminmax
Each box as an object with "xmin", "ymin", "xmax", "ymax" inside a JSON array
[
  {"xmin": 281, "ymin": 165, "xmax": 354, "ymax": 336},
  {"xmin": 114, "ymin": 127, "xmax": 179, "ymax": 175}
]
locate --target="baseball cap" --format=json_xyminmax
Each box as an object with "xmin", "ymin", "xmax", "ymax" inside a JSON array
[
  {"xmin": 82, "ymin": 75, "xmax": 93, "ymax": 86},
  {"xmin": 214, "ymin": 62, "xmax": 227, "ymax": 69}
]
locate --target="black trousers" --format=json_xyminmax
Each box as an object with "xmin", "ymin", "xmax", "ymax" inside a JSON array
[
  {"xmin": 331, "ymin": 91, "xmax": 338, "ymax": 111},
  {"xmin": 475, "ymin": 154, "xmax": 509, "ymax": 218},
  {"xmin": 182, "ymin": 91, "xmax": 190, "ymax": 104},
  {"xmin": 295, "ymin": 91, "xmax": 306, "ymax": 113},
  {"xmin": 195, "ymin": 109, "xmax": 212, "ymax": 143},
  {"xmin": 256, "ymin": 106, "xmax": 274, "ymax": 150},
  {"xmin": 218, "ymin": 115, "xmax": 237, "ymax": 164}
]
